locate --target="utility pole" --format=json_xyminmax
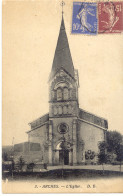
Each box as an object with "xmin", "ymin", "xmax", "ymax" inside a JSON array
[{"xmin": 11, "ymin": 137, "xmax": 14, "ymax": 179}]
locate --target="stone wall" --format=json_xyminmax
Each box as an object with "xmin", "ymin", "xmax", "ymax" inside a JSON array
[
  {"xmin": 14, "ymin": 142, "xmax": 42, "ymax": 164},
  {"xmin": 77, "ymin": 120, "xmax": 105, "ymax": 164},
  {"xmin": 28, "ymin": 123, "xmax": 49, "ymax": 163}
]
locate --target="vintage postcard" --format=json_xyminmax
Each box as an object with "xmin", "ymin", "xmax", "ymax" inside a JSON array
[{"xmin": 2, "ymin": 0, "xmax": 123, "ymax": 193}]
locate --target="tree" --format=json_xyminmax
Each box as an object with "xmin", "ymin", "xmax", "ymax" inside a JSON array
[
  {"xmin": 98, "ymin": 131, "xmax": 123, "ymax": 172},
  {"xmin": 98, "ymin": 141, "xmax": 107, "ymax": 173},
  {"xmin": 106, "ymin": 130, "xmax": 123, "ymax": 166},
  {"xmin": 116, "ymin": 145, "xmax": 123, "ymax": 172},
  {"xmin": 2, "ymin": 152, "xmax": 8, "ymax": 161},
  {"xmin": 106, "ymin": 131, "xmax": 122, "ymax": 154}
]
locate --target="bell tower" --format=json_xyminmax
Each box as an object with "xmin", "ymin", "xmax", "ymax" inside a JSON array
[
  {"xmin": 48, "ymin": 16, "xmax": 79, "ymax": 118},
  {"xmin": 48, "ymin": 5, "xmax": 79, "ymax": 165}
]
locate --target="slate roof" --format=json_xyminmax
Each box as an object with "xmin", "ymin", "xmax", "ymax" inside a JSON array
[{"xmin": 49, "ymin": 16, "xmax": 75, "ymax": 81}]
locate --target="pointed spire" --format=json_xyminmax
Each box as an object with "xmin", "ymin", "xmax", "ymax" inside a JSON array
[
  {"xmin": 61, "ymin": 0, "xmax": 65, "ymax": 17},
  {"xmin": 49, "ymin": 15, "xmax": 75, "ymax": 81}
]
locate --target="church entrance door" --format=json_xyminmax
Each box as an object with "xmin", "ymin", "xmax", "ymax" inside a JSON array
[
  {"xmin": 59, "ymin": 150, "xmax": 69, "ymax": 165},
  {"xmin": 59, "ymin": 150, "xmax": 63, "ymax": 164},
  {"xmin": 64, "ymin": 150, "xmax": 69, "ymax": 165}
]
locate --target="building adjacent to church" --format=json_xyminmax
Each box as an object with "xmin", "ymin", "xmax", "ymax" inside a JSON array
[{"xmin": 14, "ymin": 16, "xmax": 108, "ymax": 166}]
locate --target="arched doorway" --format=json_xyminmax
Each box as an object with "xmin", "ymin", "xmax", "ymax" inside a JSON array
[
  {"xmin": 59, "ymin": 149, "xmax": 69, "ymax": 165},
  {"xmin": 56, "ymin": 141, "xmax": 70, "ymax": 165},
  {"xmin": 64, "ymin": 150, "xmax": 69, "ymax": 165}
]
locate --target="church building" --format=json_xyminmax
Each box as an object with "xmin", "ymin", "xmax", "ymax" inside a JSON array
[{"xmin": 23, "ymin": 15, "xmax": 108, "ymax": 166}]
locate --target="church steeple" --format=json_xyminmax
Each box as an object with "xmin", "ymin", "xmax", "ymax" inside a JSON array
[
  {"xmin": 49, "ymin": 15, "xmax": 75, "ymax": 81},
  {"xmin": 49, "ymin": 11, "xmax": 79, "ymax": 119}
]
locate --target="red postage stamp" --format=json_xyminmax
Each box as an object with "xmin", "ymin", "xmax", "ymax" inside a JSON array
[{"xmin": 98, "ymin": 2, "xmax": 123, "ymax": 33}]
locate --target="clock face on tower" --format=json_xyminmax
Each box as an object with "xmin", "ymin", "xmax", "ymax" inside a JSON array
[{"xmin": 58, "ymin": 123, "xmax": 69, "ymax": 134}]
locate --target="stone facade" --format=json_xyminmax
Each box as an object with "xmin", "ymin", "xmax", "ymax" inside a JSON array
[{"xmin": 16, "ymin": 16, "xmax": 108, "ymax": 166}]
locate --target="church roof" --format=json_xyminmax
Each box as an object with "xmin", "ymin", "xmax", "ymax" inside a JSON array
[
  {"xmin": 79, "ymin": 108, "xmax": 108, "ymax": 129},
  {"xmin": 28, "ymin": 113, "xmax": 49, "ymax": 131},
  {"xmin": 49, "ymin": 16, "xmax": 75, "ymax": 81}
]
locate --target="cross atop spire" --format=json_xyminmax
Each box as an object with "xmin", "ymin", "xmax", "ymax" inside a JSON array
[
  {"xmin": 60, "ymin": 1, "xmax": 65, "ymax": 16},
  {"xmin": 49, "ymin": 9, "xmax": 75, "ymax": 81}
]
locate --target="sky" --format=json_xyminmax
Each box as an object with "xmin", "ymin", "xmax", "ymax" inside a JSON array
[{"xmin": 2, "ymin": 0, "xmax": 123, "ymax": 146}]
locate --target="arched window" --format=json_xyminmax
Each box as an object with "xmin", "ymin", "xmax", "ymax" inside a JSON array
[
  {"xmin": 54, "ymin": 90, "xmax": 57, "ymax": 100},
  {"xmin": 57, "ymin": 88, "xmax": 62, "ymax": 100},
  {"xmin": 53, "ymin": 106, "xmax": 57, "ymax": 115},
  {"xmin": 69, "ymin": 89, "xmax": 72, "ymax": 99},
  {"xmin": 63, "ymin": 87, "xmax": 69, "ymax": 100},
  {"xmin": 63, "ymin": 106, "xmax": 67, "ymax": 114},
  {"xmin": 58, "ymin": 106, "xmax": 62, "ymax": 115},
  {"xmin": 68, "ymin": 105, "xmax": 72, "ymax": 114}
]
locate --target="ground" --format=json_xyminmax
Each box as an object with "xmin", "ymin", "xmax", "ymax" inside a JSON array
[
  {"xmin": 48, "ymin": 164, "xmax": 123, "ymax": 172},
  {"xmin": 2, "ymin": 164, "xmax": 123, "ymax": 181}
]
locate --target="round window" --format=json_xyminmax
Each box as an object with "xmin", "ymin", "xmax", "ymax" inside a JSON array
[{"xmin": 58, "ymin": 123, "xmax": 69, "ymax": 134}]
